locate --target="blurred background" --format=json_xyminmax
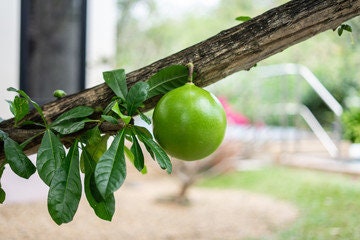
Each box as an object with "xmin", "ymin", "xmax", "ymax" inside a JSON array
[
  {"xmin": 3, "ymin": 0, "xmax": 360, "ymax": 161},
  {"xmin": 1, "ymin": 0, "xmax": 360, "ymax": 126},
  {"xmin": 1, "ymin": 0, "xmax": 360, "ymax": 239}
]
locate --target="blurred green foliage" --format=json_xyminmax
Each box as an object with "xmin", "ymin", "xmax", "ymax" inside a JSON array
[
  {"xmin": 114, "ymin": 0, "xmax": 360, "ymax": 129},
  {"xmin": 342, "ymin": 108, "xmax": 360, "ymax": 143},
  {"xmin": 199, "ymin": 166, "xmax": 360, "ymax": 239}
]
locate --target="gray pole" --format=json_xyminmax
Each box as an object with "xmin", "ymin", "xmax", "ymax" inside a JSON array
[{"xmin": 20, "ymin": 0, "xmax": 87, "ymax": 105}]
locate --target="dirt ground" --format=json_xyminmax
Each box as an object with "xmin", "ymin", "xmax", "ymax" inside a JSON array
[{"xmin": 0, "ymin": 163, "xmax": 298, "ymax": 240}]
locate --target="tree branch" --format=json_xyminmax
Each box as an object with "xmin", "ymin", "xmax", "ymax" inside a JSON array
[{"xmin": 1, "ymin": 0, "xmax": 360, "ymax": 163}]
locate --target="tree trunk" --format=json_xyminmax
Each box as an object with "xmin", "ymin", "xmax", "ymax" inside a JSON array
[{"xmin": 1, "ymin": 0, "xmax": 360, "ymax": 163}]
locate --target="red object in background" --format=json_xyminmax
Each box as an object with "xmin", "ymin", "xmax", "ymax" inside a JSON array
[{"xmin": 219, "ymin": 97, "xmax": 250, "ymax": 126}]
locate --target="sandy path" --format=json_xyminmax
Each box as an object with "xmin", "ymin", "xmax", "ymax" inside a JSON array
[{"xmin": 0, "ymin": 165, "xmax": 298, "ymax": 240}]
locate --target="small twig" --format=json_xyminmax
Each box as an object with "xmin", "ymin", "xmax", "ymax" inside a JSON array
[{"xmin": 186, "ymin": 62, "xmax": 194, "ymax": 83}]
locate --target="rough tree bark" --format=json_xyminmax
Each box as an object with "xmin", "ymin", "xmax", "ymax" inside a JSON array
[{"xmin": 1, "ymin": 0, "xmax": 360, "ymax": 163}]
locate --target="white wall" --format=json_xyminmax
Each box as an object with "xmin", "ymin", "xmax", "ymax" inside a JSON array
[
  {"xmin": 0, "ymin": 0, "xmax": 20, "ymax": 119},
  {"xmin": 0, "ymin": 0, "xmax": 118, "ymax": 120},
  {"xmin": 86, "ymin": 0, "xmax": 117, "ymax": 88}
]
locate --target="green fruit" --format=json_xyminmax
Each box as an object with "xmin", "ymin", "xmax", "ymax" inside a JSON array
[{"xmin": 152, "ymin": 83, "xmax": 227, "ymax": 161}]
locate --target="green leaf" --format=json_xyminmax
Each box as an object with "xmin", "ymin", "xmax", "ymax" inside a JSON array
[
  {"xmin": 51, "ymin": 106, "xmax": 94, "ymax": 126},
  {"xmin": 88, "ymin": 137, "xmax": 110, "ymax": 164},
  {"xmin": 0, "ymin": 165, "xmax": 6, "ymax": 204},
  {"xmin": 103, "ymin": 100, "xmax": 116, "ymax": 115},
  {"xmin": 133, "ymin": 126, "xmax": 154, "ymax": 159},
  {"xmin": 7, "ymin": 87, "xmax": 47, "ymax": 126},
  {"xmin": 83, "ymin": 149, "xmax": 115, "ymax": 221},
  {"xmin": 19, "ymin": 120, "xmax": 46, "ymax": 128},
  {"xmin": 124, "ymin": 146, "xmax": 147, "ymax": 174},
  {"xmin": 112, "ymin": 102, "xmax": 131, "ymax": 124},
  {"xmin": 80, "ymin": 127, "xmax": 109, "ymax": 173},
  {"xmin": 124, "ymin": 146, "xmax": 134, "ymax": 161},
  {"xmin": 0, "ymin": 164, "xmax": 5, "ymax": 178},
  {"xmin": 3, "ymin": 136, "xmax": 36, "ymax": 179},
  {"xmin": 80, "ymin": 126, "xmax": 101, "ymax": 146},
  {"xmin": 129, "ymin": 129, "xmax": 145, "ymax": 172},
  {"xmin": 342, "ymin": 24, "xmax": 352, "ymax": 32},
  {"xmin": 147, "ymin": 65, "xmax": 189, "ymax": 99},
  {"xmin": 8, "ymin": 96, "xmax": 29, "ymax": 125},
  {"xmin": 141, "ymin": 165, "xmax": 147, "ymax": 174},
  {"xmin": 101, "ymin": 114, "xmax": 119, "ymax": 124},
  {"xmin": 125, "ymin": 82, "xmax": 149, "ymax": 116},
  {"xmin": 86, "ymin": 173, "xmax": 115, "ymax": 221},
  {"xmin": 37, "ymin": 129, "xmax": 66, "ymax": 186},
  {"xmin": 20, "ymin": 131, "xmax": 45, "ymax": 149},
  {"xmin": 235, "ymin": 16, "xmax": 252, "ymax": 22},
  {"xmin": 50, "ymin": 106, "xmax": 94, "ymax": 134},
  {"xmin": 134, "ymin": 126, "xmax": 172, "ymax": 174},
  {"xmin": 0, "ymin": 187, "xmax": 5, "ymax": 204},
  {"xmin": 103, "ymin": 69, "xmax": 127, "ymax": 100},
  {"xmin": 337, "ymin": 24, "xmax": 352, "ymax": 36},
  {"xmin": 81, "ymin": 128, "xmax": 109, "ymax": 162},
  {"xmin": 138, "ymin": 111, "xmax": 151, "ymax": 125},
  {"xmin": 51, "ymin": 119, "xmax": 92, "ymax": 135},
  {"xmin": 47, "ymin": 140, "xmax": 82, "ymax": 225},
  {"xmin": 95, "ymin": 128, "xmax": 127, "ymax": 198},
  {"xmin": 338, "ymin": 27, "xmax": 344, "ymax": 36}
]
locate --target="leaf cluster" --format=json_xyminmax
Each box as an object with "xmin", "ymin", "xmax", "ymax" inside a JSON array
[
  {"xmin": 0, "ymin": 64, "xmax": 192, "ymax": 224},
  {"xmin": 337, "ymin": 23, "xmax": 352, "ymax": 36}
]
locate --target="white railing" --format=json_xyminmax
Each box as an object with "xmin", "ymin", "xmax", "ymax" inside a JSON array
[
  {"xmin": 254, "ymin": 64, "xmax": 343, "ymax": 158},
  {"xmin": 274, "ymin": 103, "xmax": 339, "ymax": 158}
]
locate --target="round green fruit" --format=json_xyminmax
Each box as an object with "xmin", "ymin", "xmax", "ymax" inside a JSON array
[{"xmin": 152, "ymin": 82, "xmax": 227, "ymax": 161}]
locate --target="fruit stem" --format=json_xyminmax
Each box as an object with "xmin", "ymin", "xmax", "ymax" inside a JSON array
[{"xmin": 186, "ymin": 62, "xmax": 194, "ymax": 83}]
